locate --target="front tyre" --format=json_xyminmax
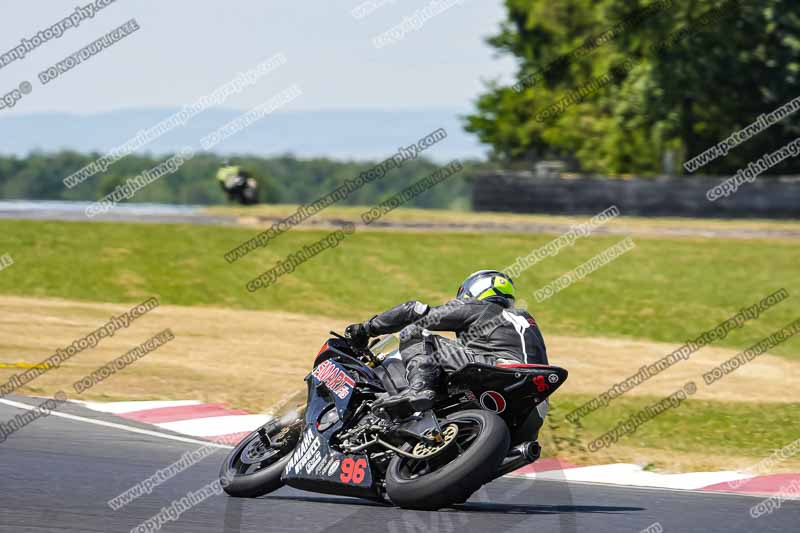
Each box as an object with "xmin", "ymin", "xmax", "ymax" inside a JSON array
[
  {"xmin": 220, "ymin": 421, "xmax": 301, "ymax": 498},
  {"xmin": 385, "ymin": 409, "xmax": 510, "ymax": 510}
]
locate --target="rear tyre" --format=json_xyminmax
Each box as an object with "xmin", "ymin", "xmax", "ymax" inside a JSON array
[
  {"xmin": 220, "ymin": 422, "xmax": 301, "ymax": 498},
  {"xmin": 385, "ymin": 409, "xmax": 510, "ymax": 510}
]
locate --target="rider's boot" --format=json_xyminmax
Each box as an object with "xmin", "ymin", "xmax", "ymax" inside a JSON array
[{"xmin": 373, "ymin": 355, "xmax": 441, "ymax": 413}]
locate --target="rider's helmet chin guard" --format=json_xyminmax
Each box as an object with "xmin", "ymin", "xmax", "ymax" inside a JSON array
[{"xmin": 457, "ymin": 270, "xmax": 516, "ymax": 304}]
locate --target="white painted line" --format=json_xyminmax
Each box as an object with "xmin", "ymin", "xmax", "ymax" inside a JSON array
[
  {"xmin": 74, "ymin": 399, "xmax": 203, "ymax": 414},
  {"xmin": 0, "ymin": 398, "xmax": 233, "ymax": 449},
  {"xmin": 157, "ymin": 414, "xmax": 272, "ymax": 437},
  {"xmin": 511, "ymin": 475, "xmax": 786, "ymax": 500},
  {"xmin": 523, "ymin": 463, "xmax": 753, "ymax": 490}
]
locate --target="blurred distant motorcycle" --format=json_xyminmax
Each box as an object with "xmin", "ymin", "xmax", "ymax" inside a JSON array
[
  {"xmin": 220, "ymin": 331, "xmax": 567, "ymax": 509},
  {"xmin": 216, "ymin": 161, "xmax": 259, "ymax": 205}
]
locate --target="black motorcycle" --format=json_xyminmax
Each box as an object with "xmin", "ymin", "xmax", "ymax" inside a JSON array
[
  {"xmin": 219, "ymin": 332, "xmax": 568, "ymax": 510},
  {"xmin": 220, "ymin": 173, "xmax": 259, "ymax": 205}
]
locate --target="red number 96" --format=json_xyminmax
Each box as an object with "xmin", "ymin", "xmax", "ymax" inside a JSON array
[{"xmin": 339, "ymin": 457, "xmax": 367, "ymax": 484}]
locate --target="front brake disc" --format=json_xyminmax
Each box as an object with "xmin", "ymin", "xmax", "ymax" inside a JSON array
[{"xmin": 240, "ymin": 437, "xmax": 279, "ymax": 465}]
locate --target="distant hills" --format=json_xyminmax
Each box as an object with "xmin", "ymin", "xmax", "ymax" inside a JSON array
[{"xmin": 0, "ymin": 108, "xmax": 487, "ymax": 162}]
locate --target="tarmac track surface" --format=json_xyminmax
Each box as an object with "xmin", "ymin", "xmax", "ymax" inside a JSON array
[{"xmin": 0, "ymin": 398, "xmax": 797, "ymax": 533}]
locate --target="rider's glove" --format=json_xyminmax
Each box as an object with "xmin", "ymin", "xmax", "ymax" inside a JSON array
[{"xmin": 345, "ymin": 323, "xmax": 369, "ymax": 349}]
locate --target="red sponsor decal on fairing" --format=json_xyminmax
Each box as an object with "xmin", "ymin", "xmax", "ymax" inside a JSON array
[
  {"xmin": 479, "ymin": 390, "xmax": 507, "ymax": 413},
  {"xmin": 313, "ymin": 360, "xmax": 356, "ymax": 399}
]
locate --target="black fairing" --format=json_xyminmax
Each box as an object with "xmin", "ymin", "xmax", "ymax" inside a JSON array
[
  {"xmin": 281, "ymin": 341, "xmax": 384, "ymax": 499},
  {"xmin": 444, "ymin": 363, "xmax": 568, "ymax": 434}
]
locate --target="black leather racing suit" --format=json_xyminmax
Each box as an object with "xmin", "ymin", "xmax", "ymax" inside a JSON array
[{"xmin": 363, "ymin": 297, "xmax": 548, "ymax": 372}]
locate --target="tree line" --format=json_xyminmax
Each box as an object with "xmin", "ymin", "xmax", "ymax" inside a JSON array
[{"xmin": 0, "ymin": 151, "xmax": 480, "ymax": 208}]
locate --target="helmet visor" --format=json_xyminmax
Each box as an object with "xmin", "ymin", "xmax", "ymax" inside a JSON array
[{"xmin": 461, "ymin": 276, "xmax": 493, "ymax": 299}]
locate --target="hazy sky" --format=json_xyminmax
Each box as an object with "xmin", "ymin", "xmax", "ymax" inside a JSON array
[{"xmin": 0, "ymin": 1, "xmax": 517, "ymax": 116}]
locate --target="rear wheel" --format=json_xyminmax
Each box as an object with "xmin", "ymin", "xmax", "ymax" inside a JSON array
[
  {"xmin": 385, "ymin": 409, "xmax": 510, "ymax": 510},
  {"xmin": 220, "ymin": 421, "xmax": 302, "ymax": 498}
]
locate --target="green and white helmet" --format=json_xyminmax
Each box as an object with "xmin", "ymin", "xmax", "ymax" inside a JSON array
[{"xmin": 456, "ymin": 270, "xmax": 515, "ymax": 302}]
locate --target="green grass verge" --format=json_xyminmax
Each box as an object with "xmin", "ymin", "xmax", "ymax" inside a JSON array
[
  {"xmin": 1, "ymin": 219, "xmax": 798, "ymax": 358},
  {"xmin": 550, "ymin": 393, "xmax": 800, "ymax": 461}
]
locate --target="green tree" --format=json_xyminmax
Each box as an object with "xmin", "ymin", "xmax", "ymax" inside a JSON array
[{"xmin": 466, "ymin": 0, "xmax": 800, "ymax": 175}]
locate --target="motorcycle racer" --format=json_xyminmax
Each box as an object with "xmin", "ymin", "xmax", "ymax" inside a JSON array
[
  {"xmin": 345, "ymin": 270, "xmax": 548, "ymax": 416},
  {"xmin": 216, "ymin": 159, "xmax": 259, "ymax": 205}
]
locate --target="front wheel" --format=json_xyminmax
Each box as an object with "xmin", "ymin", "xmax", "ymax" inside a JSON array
[
  {"xmin": 385, "ymin": 409, "xmax": 510, "ymax": 510},
  {"xmin": 220, "ymin": 420, "xmax": 302, "ymax": 498}
]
